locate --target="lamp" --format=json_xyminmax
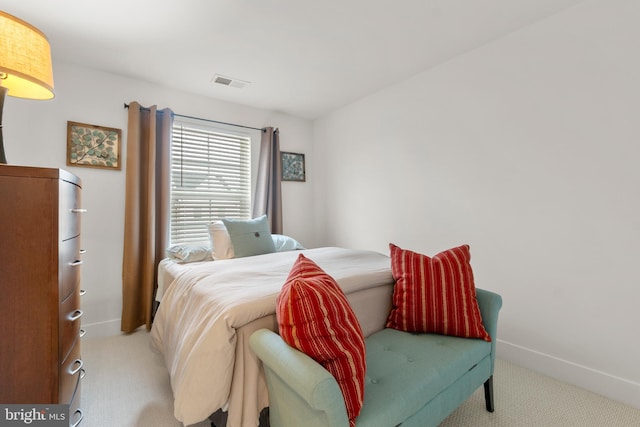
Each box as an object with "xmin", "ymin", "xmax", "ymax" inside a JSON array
[{"xmin": 0, "ymin": 11, "xmax": 55, "ymax": 164}]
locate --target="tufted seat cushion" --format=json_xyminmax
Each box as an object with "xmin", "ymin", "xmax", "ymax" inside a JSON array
[{"xmin": 356, "ymin": 328, "xmax": 492, "ymax": 427}]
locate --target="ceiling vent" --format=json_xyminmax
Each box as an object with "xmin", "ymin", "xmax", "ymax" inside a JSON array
[{"xmin": 211, "ymin": 74, "xmax": 250, "ymax": 89}]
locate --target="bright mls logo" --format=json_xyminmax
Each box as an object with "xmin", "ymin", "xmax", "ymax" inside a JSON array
[{"xmin": 0, "ymin": 405, "xmax": 67, "ymax": 426}]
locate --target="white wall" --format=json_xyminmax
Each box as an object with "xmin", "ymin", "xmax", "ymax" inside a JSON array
[
  {"xmin": 313, "ymin": 0, "xmax": 640, "ymax": 409},
  {"xmin": 4, "ymin": 61, "xmax": 314, "ymax": 337}
]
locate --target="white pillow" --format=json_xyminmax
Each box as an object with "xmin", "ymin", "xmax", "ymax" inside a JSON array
[
  {"xmin": 272, "ymin": 234, "xmax": 305, "ymax": 252},
  {"xmin": 166, "ymin": 243, "xmax": 212, "ymax": 263},
  {"xmin": 207, "ymin": 221, "xmax": 234, "ymax": 260}
]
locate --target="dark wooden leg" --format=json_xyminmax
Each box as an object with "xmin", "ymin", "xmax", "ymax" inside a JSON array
[
  {"xmin": 483, "ymin": 376, "xmax": 495, "ymax": 412},
  {"xmin": 210, "ymin": 408, "xmax": 269, "ymax": 427},
  {"xmin": 209, "ymin": 409, "xmax": 227, "ymax": 427},
  {"xmin": 259, "ymin": 407, "xmax": 270, "ymax": 427}
]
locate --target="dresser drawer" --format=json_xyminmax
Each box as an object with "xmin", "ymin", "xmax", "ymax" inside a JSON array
[
  {"xmin": 60, "ymin": 290, "xmax": 82, "ymax": 362},
  {"xmin": 69, "ymin": 371, "xmax": 83, "ymax": 427},
  {"xmin": 60, "ymin": 180, "xmax": 83, "ymax": 241},
  {"xmin": 60, "ymin": 342, "xmax": 82, "ymax": 405},
  {"xmin": 60, "ymin": 237, "xmax": 82, "ymax": 301}
]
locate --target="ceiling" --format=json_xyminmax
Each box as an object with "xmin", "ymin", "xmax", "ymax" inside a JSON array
[{"xmin": 1, "ymin": 0, "xmax": 584, "ymax": 119}]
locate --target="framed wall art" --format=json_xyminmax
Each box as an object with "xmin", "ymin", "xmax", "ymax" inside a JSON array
[
  {"xmin": 67, "ymin": 121, "xmax": 122, "ymax": 170},
  {"xmin": 281, "ymin": 151, "xmax": 305, "ymax": 182}
]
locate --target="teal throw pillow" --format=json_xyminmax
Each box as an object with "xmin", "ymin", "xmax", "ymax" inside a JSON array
[{"xmin": 221, "ymin": 215, "xmax": 276, "ymax": 258}]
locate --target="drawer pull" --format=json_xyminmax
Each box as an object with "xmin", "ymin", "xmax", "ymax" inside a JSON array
[
  {"xmin": 79, "ymin": 249, "xmax": 87, "ymax": 254},
  {"xmin": 79, "ymin": 329, "xmax": 86, "ymax": 338},
  {"xmin": 70, "ymin": 208, "xmax": 87, "ymax": 214},
  {"xmin": 69, "ymin": 359, "xmax": 83, "ymax": 376},
  {"xmin": 80, "ymin": 368, "xmax": 86, "ymax": 379},
  {"xmin": 69, "ymin": 310, "xmax": 83, "ymax": 322},
  {"xmin": 69, "ymin": 260, "xmax": 83, "ymax": 267},
  {"xmin": 70, "ymin": 409, "xmax": 83, "ymax": 427},
  {"xmin": 79, "ymin": 289, "xmax": 86, "ymax": 296}
]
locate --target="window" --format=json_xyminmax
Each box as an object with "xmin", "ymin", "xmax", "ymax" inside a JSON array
[{"xmin": 170, "ymin": 119, "xmax": 251, "ymax": 244}]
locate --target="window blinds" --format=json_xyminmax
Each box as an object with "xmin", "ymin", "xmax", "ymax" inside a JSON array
[{"xmin": 170, "ymin": 120, "xmax": 251, "ymax": 244}]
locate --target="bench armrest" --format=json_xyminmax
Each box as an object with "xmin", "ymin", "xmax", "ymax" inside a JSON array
[
  {"xmin": 250, "ymin": 329, "xmax": 349, "ymax": 427},
  {"xmin": 476, "ymin": 288, "xmax": 503, "ymax": 373}
]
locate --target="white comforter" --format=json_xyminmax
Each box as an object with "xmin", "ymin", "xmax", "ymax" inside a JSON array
[{"xmin": 150, "ymin": 247, "xmax": 393, "ymax": 426}]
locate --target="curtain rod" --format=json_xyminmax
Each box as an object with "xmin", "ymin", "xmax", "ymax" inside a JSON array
[{"xmin": 124, "ymin": 103, "xmax": 265, "ymax": 132}]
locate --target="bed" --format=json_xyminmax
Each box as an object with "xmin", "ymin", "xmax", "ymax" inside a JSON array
[{"xmin": 150, "ymin": 246, "xmax": 394, "ymax": 427}]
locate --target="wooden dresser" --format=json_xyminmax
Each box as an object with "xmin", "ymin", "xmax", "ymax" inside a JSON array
[{"xmin": 0, "ymin": 165, "xmax": 85, "ymax": 426}]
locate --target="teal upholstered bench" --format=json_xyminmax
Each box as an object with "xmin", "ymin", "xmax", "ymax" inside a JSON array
[{"xmin": 250, "ymin": 288, "xmax": 502, "ymax": 427}]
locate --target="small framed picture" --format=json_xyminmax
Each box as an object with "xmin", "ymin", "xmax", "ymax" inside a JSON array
[
  {"xmin": 67, "ymin": 121, "xmax": 122, "ymax": 170},
  {"xmin": 281, "ymin": 151, "xmax": 305, "ymax": 182}
]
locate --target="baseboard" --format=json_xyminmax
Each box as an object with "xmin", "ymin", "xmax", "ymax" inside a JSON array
[
  {"xmin": 81, "ymin": 318, "xmax": 122, "ymax": 338},
  {"xmin": 497, "ymin": 339, "xmax": 640, "ymax": 410}
]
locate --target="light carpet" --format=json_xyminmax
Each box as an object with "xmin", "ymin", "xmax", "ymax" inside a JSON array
[{"xmin": 82, "ymin": 330, "xmax": 640, "ymax": 427}]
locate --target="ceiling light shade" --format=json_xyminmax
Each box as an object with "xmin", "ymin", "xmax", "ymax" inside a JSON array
[{"xmin": 0, "ymin": 11, "xmax": 54, "ymax": 100}]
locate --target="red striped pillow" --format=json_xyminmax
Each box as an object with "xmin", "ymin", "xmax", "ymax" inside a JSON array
[
  {"xmin": 276, "ymin": 254, "xmax": 366, "ymax": 427},
  {"xmin": 386, "ymin": 244, "xmax": 491, "ymax": 342}
]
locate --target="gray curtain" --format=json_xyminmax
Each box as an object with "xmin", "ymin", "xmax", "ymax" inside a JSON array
[
  {"xmin": 252, "ymin": 127, "xmax": 283, "ymax": 234},
  {"xmin": 121, "ymin": 102, "xmax": 173, "ymax": 333}
]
